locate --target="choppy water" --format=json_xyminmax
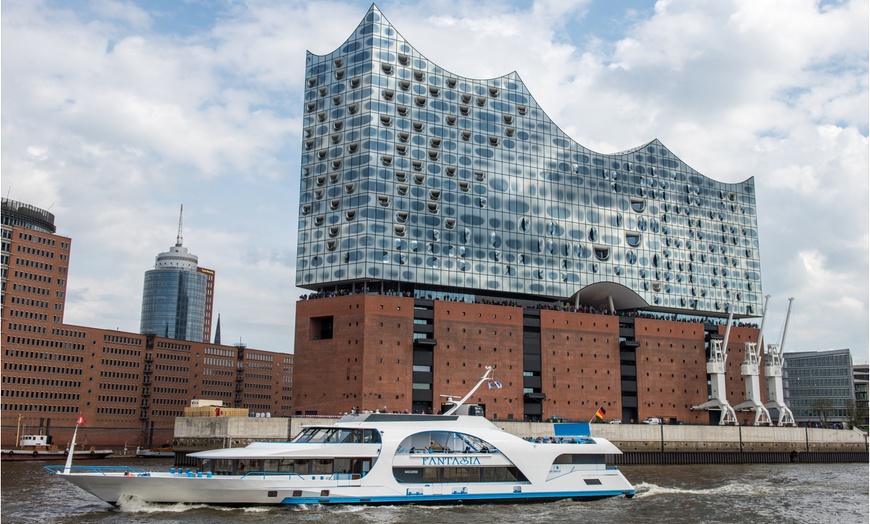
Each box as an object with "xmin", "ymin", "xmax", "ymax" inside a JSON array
[{"xmin": 1, "ymin": 459, "xmax": 867, "ymax": 523}]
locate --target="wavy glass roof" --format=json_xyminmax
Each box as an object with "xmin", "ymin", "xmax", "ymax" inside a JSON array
[{"xmin": 296, "ymin": 5, "xmax": 763, "ymax": 318}]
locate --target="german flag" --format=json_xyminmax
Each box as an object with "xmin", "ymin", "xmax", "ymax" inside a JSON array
[{"xmin": 595, "ymin": 407, "xmax": 606, "ymax": 420}]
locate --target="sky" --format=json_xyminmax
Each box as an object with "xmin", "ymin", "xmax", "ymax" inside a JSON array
[{"xmin": 2, "ymin": 0, "xmax": 868, "ymax": 362}]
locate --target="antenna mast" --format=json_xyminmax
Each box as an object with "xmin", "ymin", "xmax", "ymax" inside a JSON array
[{"xmin": 176, "ymin": 204, "xmax": 184, "ymax": 247}]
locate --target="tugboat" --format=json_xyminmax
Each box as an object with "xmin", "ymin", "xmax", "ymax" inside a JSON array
[{"xmin": 2, "ymin": 433, "xmax": 112, "ymax": 461}]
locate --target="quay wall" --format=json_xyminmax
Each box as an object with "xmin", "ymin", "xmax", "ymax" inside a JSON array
[{"xmin": 171, "ymin": 416, "xmax": 868, "ymax": 466}]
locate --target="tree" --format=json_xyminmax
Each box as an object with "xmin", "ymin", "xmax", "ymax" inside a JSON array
[
  {"xmin": 844, "ymin": 399, "xmax": 857, "ymax": 429},
  {"xmin": 810, "ymin": 397, "xmax": 834, "ymax": 428},
  {"xmin": 845, "ymin": 398, "xmax": 870, "ymax": 431}
]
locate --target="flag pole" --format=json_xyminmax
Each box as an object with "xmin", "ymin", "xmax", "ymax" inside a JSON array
[
  {"xmin": 589, "ymin": 404, "xmax": 603, "ymax": 424},
  {"xmin": 63, "ymin": 415, "xmax": 84, "ymax": 474}
]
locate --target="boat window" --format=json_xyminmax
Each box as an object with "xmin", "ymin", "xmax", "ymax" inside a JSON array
[
  {"xmin": 262, "ymin": 458, "xmax": 308, "ymax": 473},
  {"xmin": 584, "ymin": 478, "xmax": 603, "ymax": 485},
  {"xmin": 393, "ymin": 465, "xmax": 528, "ymax": 484},
  {"xmin": 254, "ymin": 457, "xmax": 372, "ymax": 477},
  {"xmin": 397, "ymin": 430, "xmax": 496, "ymax": 454},
  {"xmin": 213, "ymin": 459, "xmax": 234, "ymax": 475},
  {"xmin": 311, "ymin": 459, "xmax": 333, "ymax": 475},
  {"xmin": 292, "ymin": 427, "xmax": 377, "ymax": 443},
  {"xmin": 553, "ymin": 453, "xmax": 605, "ymax": 465}
]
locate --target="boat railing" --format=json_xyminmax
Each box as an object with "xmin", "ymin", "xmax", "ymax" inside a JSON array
[
  {"xmin": 524, "ymin": 437, "xmax": 596, "ymax": 444},
  {"xmin": 239, "ymin": 471, "xmax": 308, "ymax": 480},
  {"xmin": 44, "ymin": 465, "xmax": 148, "ymax": 476},
  {"xmin": 399, "ymin": 448, "xmax": 500, "ymax": 454},
  {"xmin": 238, "ymin": 471, "xmax": 364, "ymax": 481}
]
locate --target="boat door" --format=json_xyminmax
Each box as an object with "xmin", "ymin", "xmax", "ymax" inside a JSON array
[{"xmin": 337, "ymin": 458, "xmax": 370, "ymax": 486}]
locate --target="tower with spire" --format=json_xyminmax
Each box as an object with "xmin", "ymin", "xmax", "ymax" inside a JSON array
[{"xmin": 139, "ymin": 206, "xmax": 215, "ymax": 342}]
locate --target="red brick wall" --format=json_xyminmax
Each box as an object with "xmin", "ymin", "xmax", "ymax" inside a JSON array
[
  {"xmin": 634, "ymin": 319, "xmax": 762, "ymax": 424},
  {"xmin": 635, "ymin": 318, "xmax": 708, "ymax": 424},
  {"xmin": 293, "ymin": 294, "xmax": 414, "ymax": 415},
  {"xmin": 539, "ymin": 311, "xmax": 622, "ymax": 422},
  {"xmin": 431, "ymin": 302, "xmax": 524, "ymax": 420}
]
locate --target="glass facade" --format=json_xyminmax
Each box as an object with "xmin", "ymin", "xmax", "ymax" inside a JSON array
[
  {"xmin": 296, "ymin": 6, "xmax": 763, "ymax": 318},
  {"xmin": 784, "ymin": 349, "xmax": 855, "ymax": 424},
  {"xmin": 140, "ymin": 269, "xmax": 207, "ymax": 341}
]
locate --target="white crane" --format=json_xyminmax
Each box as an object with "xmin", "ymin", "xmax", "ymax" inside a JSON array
[
  {"xmin": 732, "ymin": 295, "xmax": 772, "ymax": 425},
  {"xmin": 763, "ymin": 298, "xmax": 796, "ymax": 426},
  {"xmin": 692, "ymin": 311, "xmax": 738, "ymax": 425}
]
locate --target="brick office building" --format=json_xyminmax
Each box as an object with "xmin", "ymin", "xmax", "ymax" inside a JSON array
[
  {"xmin": 293, "ymin": 294, "xmax": 760, "ymax": 423},
  {"xmin": 1, "ymin": 198, "xmax": 294, "ymax": 449}
]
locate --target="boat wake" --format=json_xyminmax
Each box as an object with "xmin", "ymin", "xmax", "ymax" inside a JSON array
[
  {"xmin": 116, "ymin": 495, "xmax": 273, "ymax": 513},
  {"xmin": 633, "ymin": 480, "xmax": 763, "ymax": 498}
]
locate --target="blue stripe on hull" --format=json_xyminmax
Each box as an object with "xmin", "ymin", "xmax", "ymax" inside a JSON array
[{"xmin": 280, "ymin": 489, "xmax": 634, "ymax": 505}]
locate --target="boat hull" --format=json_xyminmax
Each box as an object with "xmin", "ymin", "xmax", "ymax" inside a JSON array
[
  {"xmin": 2, "ymin": 449, "xmax": 112, "ymax": 461},
  {"xmin": 49, "ymin": 468, "xmax": 635, "ymax": 506}
]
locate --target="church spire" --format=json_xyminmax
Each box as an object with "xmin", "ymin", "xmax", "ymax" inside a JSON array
[{"xmin": 213, "ymin": 313, "xmax": 221, "ymax": 345}]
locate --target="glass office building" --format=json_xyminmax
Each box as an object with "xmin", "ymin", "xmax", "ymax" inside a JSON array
[
  {"xmin": 140, "ymin": 227, "xmax": 209, "ymax": 342},
  {"xmin": 784, "ymin": 349, "xmax": 856, "ymax": 426},
  {"xmin": 296, "ymin": 5, "xmax": 763, "ymax": 318}
]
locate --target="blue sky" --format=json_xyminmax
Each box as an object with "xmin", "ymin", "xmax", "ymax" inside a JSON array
[{"xmin": 2, "ymin": 0, "xmax": 868, "ymax": 363}]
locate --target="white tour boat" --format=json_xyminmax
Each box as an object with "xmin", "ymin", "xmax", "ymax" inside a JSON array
[{"xmin": 46, "ymin": 368, "xmax": 635, "ymax": 506}]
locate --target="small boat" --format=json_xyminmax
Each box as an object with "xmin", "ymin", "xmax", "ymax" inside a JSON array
[
  {"xmin": 2, "ymin": 434, "xmax": 113, "ymax": 461},
  {"xmin": 46, "ymin": 367, "xmax": 634, "ymax": 506},
  {"xmin": 136, "ymin": 444, "xmax": 174, "ymax": 458}
]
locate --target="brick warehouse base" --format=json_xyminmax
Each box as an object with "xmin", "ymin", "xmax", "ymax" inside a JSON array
[{"xmin": 608, "ymin": 451, "xmax": 869, "ymax": 465}]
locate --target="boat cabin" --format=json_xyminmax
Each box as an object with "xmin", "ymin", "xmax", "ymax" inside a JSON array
[{"xmin": 20, "ymin": 434, "xmax": 53, "ymax": 448}]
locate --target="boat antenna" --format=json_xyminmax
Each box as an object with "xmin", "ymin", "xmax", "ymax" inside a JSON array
[{"xmin": 443, "ymin": 366, "xmax": 494, "ymax": 416}]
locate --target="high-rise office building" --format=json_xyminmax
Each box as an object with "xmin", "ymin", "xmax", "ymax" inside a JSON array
[
  {"xmin": 1, "ymin": 198, "xmax": 70, "ymax": 326},
  {"xmin": 293, "ymin": 6, "xmax": 765, "ymax": 421},
  {"xmin": 140, "ymin": 207, "xmax": 215, "ymax": 342}
]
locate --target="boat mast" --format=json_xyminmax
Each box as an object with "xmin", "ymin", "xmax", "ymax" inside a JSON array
[
  {"xmin": 62, "ymin": 415, "xmax": 84, "ymax": 474},
  {"xmin": 443, "ymin": 366, "xmax": 494, "ymax": 415}
]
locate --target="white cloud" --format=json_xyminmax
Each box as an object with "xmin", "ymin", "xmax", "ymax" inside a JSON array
[{"xmin": 2, "ymin": 0, "xmax": 867, "ymax": 363}]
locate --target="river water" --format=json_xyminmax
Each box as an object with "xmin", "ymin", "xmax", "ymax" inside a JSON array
[{"xmin": 1, "ymin": 459, "xmax": 867, "ymax": 523}]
